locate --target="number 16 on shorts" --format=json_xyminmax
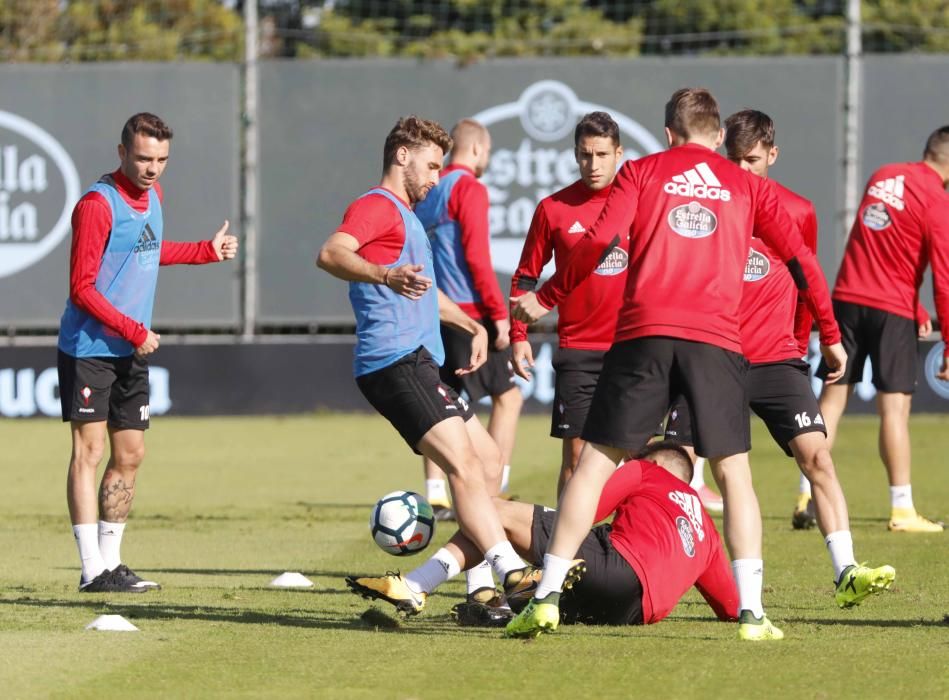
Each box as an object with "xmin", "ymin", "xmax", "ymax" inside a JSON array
[{"xmin": 794, "ymin": 411, "xmax": 823, "ymax": 428}]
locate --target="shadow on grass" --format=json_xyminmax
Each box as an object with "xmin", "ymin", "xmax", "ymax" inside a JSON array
[
  {"xmin": 0, "ymin": 596, "xmax": 495, "ymax": 637},
  {"xmin": 780, "ymin": 616, "xmax": 948, "ymax": 628}
]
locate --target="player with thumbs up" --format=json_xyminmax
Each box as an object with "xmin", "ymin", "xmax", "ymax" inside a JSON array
[{"xmin": 58, "ymin": 112, "xmax": 238, "ymax": 593}]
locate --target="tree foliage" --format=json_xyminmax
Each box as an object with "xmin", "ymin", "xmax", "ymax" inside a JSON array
[
  {"xmin": 0, "ymin": 0, "xmax": 243, "ymax": 61},
  {"xmin": 1, "ymin": 1, "xmax": 948, "ymax": 61}
]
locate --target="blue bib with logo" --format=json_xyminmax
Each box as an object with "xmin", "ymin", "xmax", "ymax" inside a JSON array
[
  {"xmin": 414, "ymin": 169, "xmax": 482, "ymax": 306},
  {"xmin": 349, "ymin": 188, "xmax": 444, "ymax": 376},
  {"xmin": 58, "ymin": 175, "xmax": 163, "ymax": 358}
]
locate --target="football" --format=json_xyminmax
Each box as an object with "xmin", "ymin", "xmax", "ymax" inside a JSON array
[{"xmin": 370, "ymin": 490, "xmax": 436, "ymax": 556}]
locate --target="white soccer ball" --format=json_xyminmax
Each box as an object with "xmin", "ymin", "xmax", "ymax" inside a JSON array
[{"xmin": 370, "ymin": 490, "xmax": 436, "ymax": 556}]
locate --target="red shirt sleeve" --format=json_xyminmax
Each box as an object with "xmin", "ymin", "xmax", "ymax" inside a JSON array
[
  {"xmin": 510, "ymin": 201, "xmax": 555, "ymax": 343},
  {"xmin": 754, "ymin": 178, "xmax": 840, "ymax": 346},
  {"xmin": 791, "ymin": 204, "xmax": 818, "ymax": 354},
  {"xmin": 694, "ymin": 535, "xmax": 740, "ymax": 621},
  {"xmin": 159, "ymin": 239, "xmax": 218, "ymax": 265},
  {"xmin": 68, "ymin": 193, "xmax": 149, "ymax": 347},
  {"xmin": 925, "ymin": 195, "xmax": 949, "ymax": 357},
  {"xmin": 449, "ymin": 177, "xmax": 507, "ymax": 320},
  {"xmin": 594, "ymin": 460, "xmax": 644, "ymax": 522},
  {"xmin": 537, "ymin": 161, "xmax": 639, "ymax": 310},
  {"xmin": 338, "ymin": 193, "xmax": 405, "ymax": 266}
]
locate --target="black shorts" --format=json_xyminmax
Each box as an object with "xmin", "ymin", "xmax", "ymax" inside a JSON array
[
  {"xmin": 663, "ymin": 396, "xmax": 694, "ymax": 447},
  {"xmin": 530, "ymin": 506, "xmax": 644, "ymax": 626},
  {"xmin": 439, "ymin": 320, "xmax": 516, "ymax": 402},
  {"xmin": 551, "ymin": 348, "xmax": 605, "ymax": 439},
  {"xmin": 356, "ymin": 346, "xmax": 475, "ymax": 454},
  {"xmin": 583, "ymin": 337, "xmax": 750, "ymax": 459},
  {"xmin": 57, "ymin": 350, "xmax": 150, "ymax": 429},
  {"xmin": 816, "ymin": 300, "xmax": 917, "ymax": 393},
  {"xmin": 667, "ymin": 359, "xmax": 825, "ymax": 457}
]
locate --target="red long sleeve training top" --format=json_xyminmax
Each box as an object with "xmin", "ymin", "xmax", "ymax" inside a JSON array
[
  {"xmin": 510, "ymin": 180, "xmax": 626, "ymax": 350},
  {"xmin": 68, "ymin": 169, "xmax": 219, "ymax": 348},
  {"xmin": 833, "ymin": 161, "xmax": 949, "ymax": 356},
  {"xmin": 535, "ymin": 143, "xmax": 840, "ymax": 355},
  {"xmin": 595, "ymin": 459, "xmax": 739, "ymax": 624},
  {"xmin": 740, "ymin": 181, "xmax": 819, "ymax": 363}
]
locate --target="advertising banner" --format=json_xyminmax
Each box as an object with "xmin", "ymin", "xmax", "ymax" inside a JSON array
[
  {"xmin": 3, "ymin": 338, "xmax": 946, "ymax": 418},
  {"xmin": 258, "ymin": 57, "xmax": 845, "ymax": 324},
  {"xmin": 0, "ymin": 64, "xmax": 241, "ymax": 328}
]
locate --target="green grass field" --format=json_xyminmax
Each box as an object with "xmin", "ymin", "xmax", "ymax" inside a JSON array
[{"xmin": 1, "ymin": 413, "xmax": 946, "ymax": 699}]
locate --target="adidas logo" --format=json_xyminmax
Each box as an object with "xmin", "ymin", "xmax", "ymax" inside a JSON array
[
  {"xmin": 133, "ymin": 223, "xmax": 160, "ymax": 253},
  {"xmin": 567, "ymin": 220, "xmax": 586, "ymax": 234},
  {"xmin": 867, "ymin": 175, "xmax": 905, "ymax": 211},
  {"xmin": 663, "ymin": 162, "xmax": 731, "ymax": 201}
]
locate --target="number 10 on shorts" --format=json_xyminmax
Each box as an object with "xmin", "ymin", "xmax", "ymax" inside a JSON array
[{"xmin": 139, "ymin": 405, "xmax": 150, "ymax": 421}]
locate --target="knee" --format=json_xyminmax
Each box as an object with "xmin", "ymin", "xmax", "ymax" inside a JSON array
[
  {"xmin": 113, "ymin": 443, "xmax": 146, "ymax": 471},
  {"xmin": 71, "ymin": 437, "xmax": 105, "ymax": 471},
  {"xmin": 801, "ymin": 447, "xmax": 836, "ymax": 481},
  {"xmin": 442, "ymin": 448, "xmax": 483, "ymax": 483}
]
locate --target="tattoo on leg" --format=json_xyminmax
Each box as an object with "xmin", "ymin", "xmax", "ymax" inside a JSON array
[{"xmin": 99, "ymin": 474, "xmax": 135, "ymax": 523}]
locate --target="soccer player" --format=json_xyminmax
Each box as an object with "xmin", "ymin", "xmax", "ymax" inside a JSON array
[
  {"xmin": 348, "ymin": 442, "xmax": 738, "ymax": 631},
  {"xmin": 507, "ymin": 87, "xmax": 844, "ymax": 641},
  {"xmin": 510, "ymin": 111, "xmax": 722, "ymax": 511},
  {"xmin": 666, "ymin": 109, "xmax": 895, "ymax": 605},
  {"xmin": 414, "ymin": 119, "xmax": 522, "ymax": 521},
  {"xmin": 317, "ymin": 116, "xmax": 541, "ymax": 607},
  {"xmin": 815, "ymin": 126, "xmax": 949, "ymax": 533},
  {"xmin": 60, "ymin": 112, "xmax": 238, "ymax": 593}
]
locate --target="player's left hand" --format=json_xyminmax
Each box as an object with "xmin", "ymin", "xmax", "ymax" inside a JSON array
[
  {"xmin": 918, "ymin": 319, "xmax": 932, "ymax": 338},
  {"xmin": 820, "ymin": 342, "xmax": 848, "ymax": 384},
  {"xmin": 938, "ymin": 355, "xmax": 949, "ymax": 381},
  {"xmin": 510, "ymin": 292, "xmax": 550, "ymax": 324},
  {"xmin": 211, "ymin": 220, "xmax": 238, "ymax": 261},
  {"xmin": 457, "ymin": 323, "xmax": 488, "ymax": 376}
]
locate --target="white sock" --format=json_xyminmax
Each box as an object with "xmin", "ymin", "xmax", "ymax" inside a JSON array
[
  {"xmin": 405, "ymin": 547, "xmax": 461, "ymax": 594},
  {"xmin": 890, "ymin": 485, "xmax": 913, "ymax": 510},
  {"xmin": 73, "ymin": 524, "xmax": 107, "ymax": 584},
  {"xmin": 799, "ymin": 473, "xmax": 812, "ymax": 496},
  {"xmin": 425, "ymin": 479, "xmax": 448, "ymax": 504},
  {"xmin": 534, "ymin": 553, "xmax": 575, "ymax": 600},
  {"xmin": 731, "ymin": 558, "xmax": 764, "ymax": 618},
  {"xmin": 500, "ymin": 464, "xmax": 511, "ymax": 494},
  {"xmin": 689, "ymin": 457, "xmax": 707, "ymax": 490},
  {"xmin": 484, "ymin": 540, "xmax": 527, "ymax": 581},
  {"xmin": 98, "ymin": 520, "xmax": 126, "ymax": 571},
  {"xmin": 465, "ymin": 560, "xmax": 496, "ymax": 595},
  {"xmin": 825, "ymin": 530, "xmax": 856, "ymax": 580}
]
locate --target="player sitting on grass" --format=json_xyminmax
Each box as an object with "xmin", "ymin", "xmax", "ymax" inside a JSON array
[{"xmin": 348, "ymin": 442, "xmax": 740, "ymax": 633}]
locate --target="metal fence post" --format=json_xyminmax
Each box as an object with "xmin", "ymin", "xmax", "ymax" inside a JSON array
[
  {"xmin": 241, "ymin": 0, "xmax": 259, "ymax": 340},
  {"xmin": 842, "ymin": 0, "xmax": 862, "ymax": 249}
]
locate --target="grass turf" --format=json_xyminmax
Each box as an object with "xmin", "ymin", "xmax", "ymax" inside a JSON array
[{"xmin": 0, "ymin": 413, "xmax": 946, "ymax": 699}]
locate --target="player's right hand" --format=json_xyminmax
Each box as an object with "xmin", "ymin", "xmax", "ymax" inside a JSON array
[
  {"xmin": 938, "ymin": 356, "xmax": 949, "ymax": 381},
  {"xmin": 457, "ymin": 323, "xmax": 488, "ymax": 376},
  {"xmin": 820, "ymin": 342, "xmax": 847, "ymax": 384},
  {"xmin": 136, "ymin": 330, "xmax": 160, "ymax": 357},
  {"xmin": 918, "ymin": 319, "xmax": 933, "ymax": 338},
  {"xmin": 512, "ymin": 340, "xmax": 534, "ymax": 380},
  {"xmin": 385, "ymin": 264, "xmax": 432, "ymax": 300}
]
